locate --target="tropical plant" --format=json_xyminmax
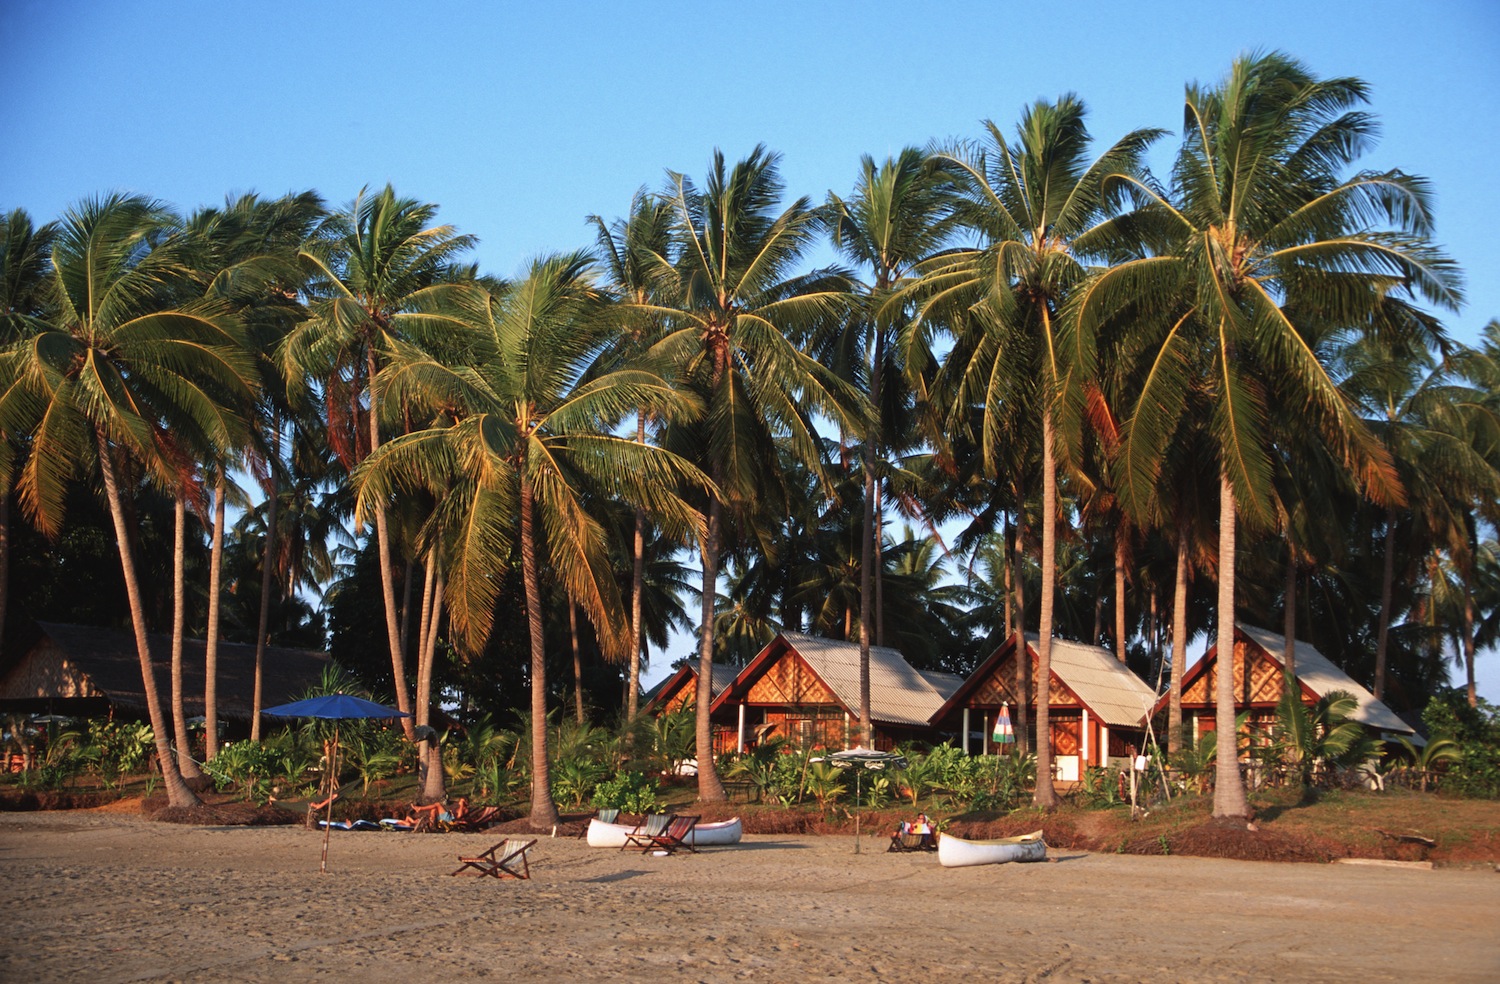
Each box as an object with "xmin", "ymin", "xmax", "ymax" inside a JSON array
[
  {"xmin": 803, "ymin": 760, "xmax": 847, "ymax": 810},
  {"xmin": 824, "ymin": 148, "xmax": 957, "ymax": 744},
  {"xmin": 354, "ymin": 251, "xmax": 707, "ymax": 828},
  {"xmin": 916, "ymin": 96, "xmax": 1159, "ymax": 808},
  {"xmin": 0, "ymin": 193, "xmax": 262, "ymax": 807},
  {"xmin": 281, "ymin": 184, "xmax": 478, "ymax": 733},
  {"xmin": 1087, "ymin": 53, "xmax": 1461, "ymax": 817},
  {"xmin": 591, "ymin": 770, "xmax": 661, "ymax": 815},
  {"xmin": 643, "ymin": 146, "xmax": 861, "ymax": 802}
]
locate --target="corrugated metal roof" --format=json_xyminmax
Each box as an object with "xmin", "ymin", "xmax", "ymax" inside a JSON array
[
  {"xmin": 1032, "ymin": 635, "xmax": 1158, "ymax": 728},
  {"xmin": 1237, "ymin": 624, "xmax": 1413, "ymax": 734},
  {"xmin": 781, "ymin": 632, "xmax": 952, "ymax": 728}
]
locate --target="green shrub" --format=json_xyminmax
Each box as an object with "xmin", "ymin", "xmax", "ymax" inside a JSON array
[{"xmin": 591, "ymin": 771, "xmax": 661, "ymax": 814}]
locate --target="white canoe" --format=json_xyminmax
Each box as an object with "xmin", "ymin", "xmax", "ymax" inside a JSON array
[
  {"xmin": 937, "ymin": 829, "xmax": 1047, "ymax": 867},
  {"xmin": 585, "ymin": 816, "xmax": 743, "ymax": 848}
]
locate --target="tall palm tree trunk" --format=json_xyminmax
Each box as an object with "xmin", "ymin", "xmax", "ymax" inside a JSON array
[
  {"xmin": 1169, "ymin": 515, "xmax": 1190, "ymax": 753},
  {"xmin": 1463, "ymin": 573, "xmax": 1478, "ymax": 708},
  {"xmin": 1114, "ymin": 533, "xmax": 1128, "ymax": 662},
  {"xmin": 1283, "ymin": 553, "xmax": 1298, "ymax": 677},
  {"xmin": 96, "ymin": 431, "xmax": 199, "ymax": 808},
  {"xmin": 204, "ymin": 473, "xmax": 226, "ymax": 760},
  {"xmin": 416, "ymin": 559, "xmax": 446, "ymax": 804},
  {"xmin": 858, "ymin": 460, "xmax": 875, "ymax": 748},
  {"xmin": 1213, "ymin": 472, "xmax": 1251, "ymax": 819},
  {"xmin": 1373, "ymin": 506, "xmax": 1397, "ymax": 700},
  {"xmin": 368, "ymin": 349, "xmax": 415, "ymax": 738},
  {"xmin": 1011, "ymin": 509, "xmax": 1030, "ymax": 755},
  {"xmin": 0, "ymin": 492, "xmax": 9, "ymax": 658},
  {"xmin": 170, "ymin": 494, "xmax": 202, "ymax": 780},
  {"xmin": 520, "ymin": 473, "xmax": 560, "ymax": 829},
  {"xmin": 1033, "ymin": 413, "xmax": 1059, "ymax": 810},
  {"xmin": 695, "ymin": 495, "xmax": 729, "ymax": 803},
  {"xmin": 570, "ymin": 602, "xmax": 585, "ymax": 724},
  {"xmin": 250, "ymin": 430, "xmax": 279, "ymax": 742},
  {"xmin": 626, "ymin": 415, "xmax": 648, "ymax": 723}
]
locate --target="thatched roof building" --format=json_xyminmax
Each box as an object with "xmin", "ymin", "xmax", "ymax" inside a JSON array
[{"xmin": 0, "ymin": 621, "xmax": 330, "ymax": 723}]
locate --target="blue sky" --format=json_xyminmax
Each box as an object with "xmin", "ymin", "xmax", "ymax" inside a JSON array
[{"xmin": 3, "ymin": 0, "xmax": 1497, "ymax": 701}]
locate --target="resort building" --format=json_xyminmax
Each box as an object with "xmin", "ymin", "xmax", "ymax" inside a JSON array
[
  {"xmin": 0, "ymin": 621, "xmax": 330, "ymax": 734},
  {"xmin": 1152, "ymin": 623, "xmax": 1418, "ymax": 748},
  {"xmin": 709, "ymin": 632, "xmax": 961, "ymax": 754},
  {"xmin": 929, "ymin": 632, "xmax": 1158, "ymax": 780},
  {"xmin": 640, "ymin": 659, "xmax": 734, "ymax": 716}
]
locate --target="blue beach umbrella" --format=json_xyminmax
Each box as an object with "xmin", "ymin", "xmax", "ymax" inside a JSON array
[{"xmin": 263, "ymin": 694, "xmax": 410, "ymax": 872}]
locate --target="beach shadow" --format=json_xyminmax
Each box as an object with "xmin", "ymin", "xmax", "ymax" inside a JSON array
[
  {"xmin": 1049, "ymin": 853, "xmax": 1091, "ymax": 863},
  {"xmin": 722, "ymin": 841, "xmax": 812, "ymax": 851},
  {"xmin": 579, "ymin": 869, "xmax": 654, "ymax": 883}
]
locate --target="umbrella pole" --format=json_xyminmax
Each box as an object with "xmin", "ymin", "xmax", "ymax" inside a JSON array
[{"xmin": 320, "ymin": 725, "xmax": 338, "ymax": 874}]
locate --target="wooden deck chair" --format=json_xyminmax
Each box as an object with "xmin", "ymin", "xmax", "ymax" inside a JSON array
[
  {"xmin": 452, "ymin": 838, "xmax": 536, "ymax": 879},
  {"xmin": 626, "ymin": 814, "xmax": 700, "ymax": 855},
  {"xmin": 620, "ymin": 813, "xmax": 674, "ymax": 852}
]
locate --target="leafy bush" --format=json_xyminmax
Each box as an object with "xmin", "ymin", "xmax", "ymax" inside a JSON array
[
  {"xmin": 82, "ymin": 720, "xmax": 152, "ymax": 786},
  {"xmin": 591, "ymin": 771, "xmax": 661, "ymax": 814},
  {"xmin": 553, "ymin": 757, "xmax": 607, "ymax": 808},
  {"xmin": 204, "ymin": 740, "xmax": 282, "ymax": 801},
  {"xmin": 1423, "ymin": 692, "xmax": 1500, "ymax": 799}
]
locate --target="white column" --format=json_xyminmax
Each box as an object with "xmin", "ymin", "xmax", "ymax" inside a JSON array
[
  {"xmin": 737, "ymin": 703, "xmax": 746, "ymax": 753},
  {"xmin": 1082, "ymin": 708, "xmax": 1090, "ymax": 766},
  {"xmin": 845, "ymin": 711, "xmax": 852, "ymax": 749},
  {"xmin": 982, "ymin": 714, "xmax": 989, "ymax": 755},
  {"xmin": 962, "ymin": 707, "xmax": 971, "ymax": 755},
  {"xmin": 1100, "ymin": 724, "xmax": 1110, "ymax": 765}
]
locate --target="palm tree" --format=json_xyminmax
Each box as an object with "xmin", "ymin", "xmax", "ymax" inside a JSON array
[
  {"xmin": 0, "ymin": 193, "xmax": 259, "ymax": 808},
  {"xmin": 1337, "ymin": 335, "xmax": 1499, "ymax": 700},
  {"xmin": 640, "ymin": 147, "xmax": 862, "ymax": 802},
  {"xmin": 589, "ymin": 189, "xmax": 678, "ymax": 722},
  {"xmin": 824, "ymin": 148, "xmax": 955, "ymax": 745},
  {"xmin": 917, "ymin": 97, "xmax": 1159, "ymax": 808},
  {"xmin": 281, "ymin": 185, "xmax": 476, "ymax": 735},
  {"xmin": 354, "ymin": 251, "xmax": 708, "ymax": 829},
  {"xmin": 0, "ymin": 208, "xmax": 56, "ymax": 656},
  {"xmin": 1088, "ymin": 53, "xmax": 1462, "ymax": 818}
]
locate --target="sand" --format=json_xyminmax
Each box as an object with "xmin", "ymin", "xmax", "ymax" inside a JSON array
[{"xmin": 3, "ymin": 809, "xmax": 1497, "ymax": 983}]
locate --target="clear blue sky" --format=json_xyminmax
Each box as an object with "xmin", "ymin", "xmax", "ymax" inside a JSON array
[{"xmin": 3, "ymin": 0, "xmax": 1496, "ymax": 701}]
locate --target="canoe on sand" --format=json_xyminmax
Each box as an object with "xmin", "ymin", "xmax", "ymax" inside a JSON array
[
  {"xmin": 586, "ymin": 816, "xmax": 743, "ymax": 848},
  {"xmin": 937, "ymin": 829, "xmax": 1047, "ymax": 867}
]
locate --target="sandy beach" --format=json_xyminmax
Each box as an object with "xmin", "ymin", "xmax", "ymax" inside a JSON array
[{"xmin": 3, "ymin": 809, "xmax": 1497, "ymax": 983}]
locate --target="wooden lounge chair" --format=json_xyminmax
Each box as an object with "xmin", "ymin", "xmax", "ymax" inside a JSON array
[
  {"xmin": 452, "ymin": 838, "xmax": 537, "ymax": 879},
  {"xmin": 620, "ymin": 813, "xmax": 673, "ymax": 852},
  {"xmin": 627, "ymin": 814, "xmax": 701, "ymax": 855}
]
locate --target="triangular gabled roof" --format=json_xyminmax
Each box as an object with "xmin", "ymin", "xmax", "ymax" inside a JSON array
[
  {"xmin": 1152, "ymin": 624, "xmax": 1414, "ymax": 735},
  {"xmin": 931, "ymin": 632, "xmax": 1157, "ymax": 729},
  {"xmin": 712, "ymin": 632, "xmax": 956, "ymax": 728},
  {"xmin": 640, "ymin": 659, "xmax": 733, "ymax": 715}
]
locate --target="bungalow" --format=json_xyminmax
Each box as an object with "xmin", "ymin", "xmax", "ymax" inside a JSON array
[
  {"xmin": 929, "ymin": 632, "xmax": 1158, "ymax": 781},
  {"xmin": 640, "ymin": 659, "xmax": 734, "ymax": 716},
  {"xmin": 710, "ymin": 632, "xmax": 961, "ymax": 754},
  {"xmin": 1150, "ymin": 624, "xmax": 1418, "ymax": 747},
  {"xmin": 0, "ymin": 621, "xmax": 331, "ymax": 731}
]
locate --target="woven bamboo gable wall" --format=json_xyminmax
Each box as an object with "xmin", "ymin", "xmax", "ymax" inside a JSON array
[
  {"xmin": 746, "ymin": 652, "xmax": 837, "ymax": 706},
  {"xmin": 967, "ymin": 650, "xmax": 1077, "ymax": 708},
  {"xmin": 1181, "ymin": 639, "xmax": 1286, "ymax": 706}
]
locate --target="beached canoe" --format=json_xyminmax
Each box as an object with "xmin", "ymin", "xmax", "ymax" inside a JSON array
[
  {"xmin": 936, "ymin": 829, "xmax": 1047, "ymax": 868},
  {"xmin": 585, "ymin": 816, "xmax": 743, "ymax": 848}
]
